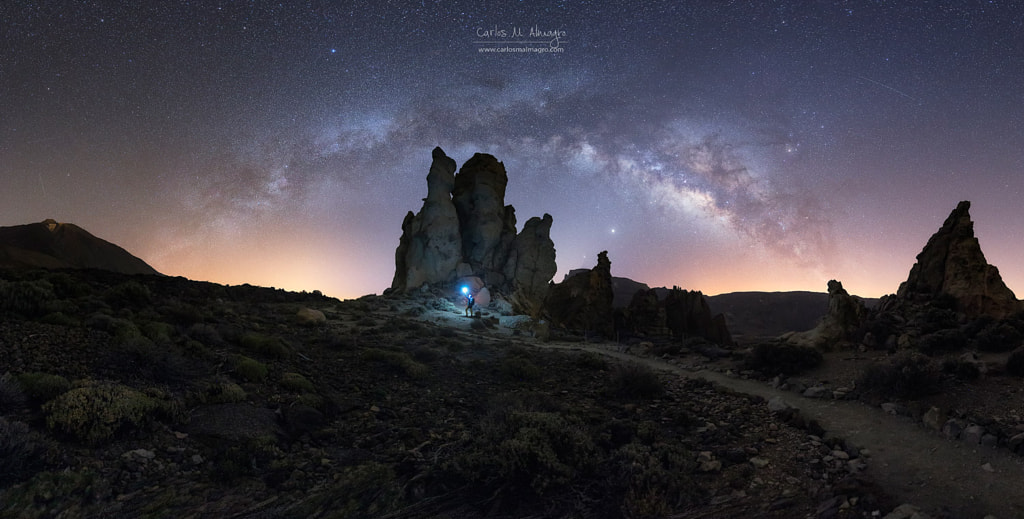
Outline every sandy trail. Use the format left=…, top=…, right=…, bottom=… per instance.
left=535, top=342, right=1024, bottom=519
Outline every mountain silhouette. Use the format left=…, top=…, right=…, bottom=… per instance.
left=0, top=219, right=160, bottom=275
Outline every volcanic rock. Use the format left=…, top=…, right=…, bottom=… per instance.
left=452, top=153, right=516, bottom=277
left=0, top=219, right=160, bottom=275
left=545, top=251, right=614, bottom=337
left=784, top=280, right=867, bottom=348
left=896, top=201, right=1019, bottom=318
left=663, top=288, right=734, bottom=345
left=503, top=214, right=557, bottom=316
left=391, top=147, right=463, bottom=291
left=391, top=148, right=557, bottom=314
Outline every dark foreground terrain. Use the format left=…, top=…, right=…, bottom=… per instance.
left=0, top=268, right=899, bottom=518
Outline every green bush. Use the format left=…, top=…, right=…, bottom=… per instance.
left=975, top=322, right=1023, bottom=353
left=43, top=383, right=160, bottom=444
left=240, top=332, right=291, bottom=359
left=744, top=342, right=823, bottom=376
left=0, top=279, right=56, bottom=318
left=500, top=356, right=541, bottom=381
left=280, top=372, right=314, bottom=393
left=917, top=329, right=967, bottom=355
left=233, top=356, right=269, bottom=382
left=450, top=408, right=597, bottom=497
left=609, top=362, right=664, bottom=399
left=0, top=468, right=101, bottom=518
left=104, top=280, right=152, bottom=308
left=614, top=442, right=700, bottom=518
left=0, top=416, right=51, bottom=485
left=192, top=381, right=247, bottom=404
left=15, top=372, right=71, bottom=404
left=360, top=348, right=428, bottom=378
left=1, top=372, right=27, bottom=413
left=857, top=352, right=942, bottom=400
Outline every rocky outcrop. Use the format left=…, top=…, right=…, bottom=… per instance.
left=784, top=280, right=866, bottom=348
left=896, top=201, right=1019, bottom=318
left=621, top=287, right=732, bottom=345
left=545, top=251, right=614, bottom=337
left=663, top=288, right=733, bottom=345
left=0, top=219, right=160, bottom=275
left=503, top=214, right=557, bottom=316
left=391, top=147, right=462, bottom=291
left=391, top=148, right=557, bottom=313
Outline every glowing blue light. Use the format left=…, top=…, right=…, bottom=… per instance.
left=461, top=286, right=469, bottom=294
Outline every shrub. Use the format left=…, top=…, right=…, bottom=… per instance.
left=240, top=332, right=291, bottom=359
left=233, top=356, right=269, bottom=382
left=360, top=349, right=428, bottom=378
left=500, top=356, right=541, bottom=382
left=449, top=408, right=597, bottom=497
left=857, top=352, right=942, bottom=400
left=917, top=329, right=968, bottom=356
left=1006, top=347, right=1024, bottom=377
left=15, top=372, right=71, bottom=404
left=609, top=363, right=664, bottom=399
left=43, top=383, right=160, bottom=444
left=0, top=372, right=27, bottom=414
left=280, top=372, right=314, bottom=393
left=614, top=441, right=700, bottom=518
left=576, top=352, right=608, bottom=371
left=104, top=280, right=152, bottom=308
left=744, top=342, right=823, bottom=376
left=0, top=279, right=56, bottom=318
left=0, top=416, right=51, bottom=485
left=941, top=357, right=981, bottom=381
left=975, top=322, right=1023, bottom=353
left=192, top=381, right=247, bottom=405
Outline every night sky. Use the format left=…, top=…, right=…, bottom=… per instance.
left=3, top=1, right=1023, bottom=299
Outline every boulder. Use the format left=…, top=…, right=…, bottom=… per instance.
left=785, top=280, right=867, bottom=347
left=664, top=288, right=734, bottom=345
left=896, top=200, right=1020, bottom=318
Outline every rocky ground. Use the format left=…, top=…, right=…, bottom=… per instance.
left=0, top=268, right=906, bottom=518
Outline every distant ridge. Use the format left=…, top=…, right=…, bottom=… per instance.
left=0, top=219, right=160, bottom=276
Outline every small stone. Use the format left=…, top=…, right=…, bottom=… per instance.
left=832, top=450, right=850, bottom=460
left=922, top=406, right=945, bottom=431
left=370, top=405, right=381, bottom=413
left=699, top=460, right=722, bottom=472
left=880, top=403, right=899, bottom=415
left=767, top=396, right=793, bottom=412
left=173, top=431, right=188, bottom=439
left=803, top=386, right=830, bottom=399
left=191, top=454, right=204, bottom=465
left=750, top=457, right=770, bottom=468
left=981, top=462, right=995, bottom=473
left=962, top=425, right=985, bottom=444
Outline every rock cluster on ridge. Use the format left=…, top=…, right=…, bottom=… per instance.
left=544, top=251, right=615, bottom=337
left=391, top=147, right=556, bottom=314
left=895, top=200, right=1019, bottom=318
left=623, top=287, right=733, bottom=345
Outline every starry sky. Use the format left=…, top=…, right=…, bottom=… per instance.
left=3, top=1, right=1023, bottom=300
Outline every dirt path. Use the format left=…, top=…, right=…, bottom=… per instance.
left=535, top=342, right=1024, bottom=519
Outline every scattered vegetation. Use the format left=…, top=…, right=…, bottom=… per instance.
left=279, top=372, right=314, bottom=393
left=608, top=362, right=664, bottom=399
left=15, top=372, right=71, bottom=405
left=233, top=355, right=269, bottom=382
left=43, top=382, right=164, bottom=444
left=744, top=342, right=823, bottom=376
left=856, top=352, right=942, bottom=401
left=360, top=348, right=429, bottom=378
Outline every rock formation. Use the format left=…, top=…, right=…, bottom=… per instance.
left=503, top=214, right=557, bottom=316
left=391, top=148, right=557, bottom=314
left=663, top=288, right=734, bottom=345
left=545, top=251, right=614, bottom=337
left=896, top=201, right=1020, bottom=318
left=0, top=219, right=160, bottom=275
left=783, top=280, right=866, bottom=348
left=391, top=148, right=462, bottom=291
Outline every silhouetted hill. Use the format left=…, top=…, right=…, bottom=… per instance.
left=0, top=219, right=160, bottom=275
